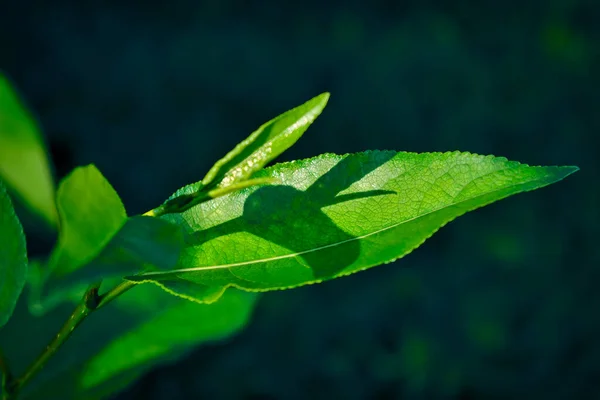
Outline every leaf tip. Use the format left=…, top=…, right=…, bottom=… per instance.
left=309, top=92, right=330, bottom=112
left=550, top=165, right=579, bottom=182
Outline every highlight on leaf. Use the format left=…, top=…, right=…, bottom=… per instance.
left=145, top=93, right=329, bottom=217
left=201, top=92, right=330, bottom=189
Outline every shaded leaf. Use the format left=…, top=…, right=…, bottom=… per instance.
left=0, top=180, right=27, bottom=328
left=0, top=73, right=57, bottom=226
left=128, top=151, right=577, bottom=302
left=0, top=284, right=257, bottom=399
left=30, top=216, right=184, bottom=315
left=49, top=164, right=127, bottom=277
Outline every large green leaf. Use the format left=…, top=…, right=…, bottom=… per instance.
left=128, top=151, right=577, bottom=301
left=0, top=180, right=27, bottom=328
left=49, top=164, right=127, bottom=277
left=0, top=73, right=57, bottom=226
left=0, top=284, right=257, bottom=399
left=151, top=93, right=330, bottom=216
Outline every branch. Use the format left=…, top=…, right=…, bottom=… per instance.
left=5, top=280, right=135, bottom=398
left=0, top=347, right=12, bottom=400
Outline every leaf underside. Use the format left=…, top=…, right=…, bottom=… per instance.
left=128, top=150, right=577, bottom=303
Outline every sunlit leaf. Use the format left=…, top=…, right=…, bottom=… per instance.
left=129, top=151, right=577, bottom=302
left=202, top=92, right=330, bottom=188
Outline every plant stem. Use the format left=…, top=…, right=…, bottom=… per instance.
left=5, top=280, right=135, bottom=398
left=9, top=300, right=91, bottom=396
left=0, top=348, right=12, bottom=400
left=97, top=281, right=136, bottom=309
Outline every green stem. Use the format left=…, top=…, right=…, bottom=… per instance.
left=97, top=281, right=136, bottom=309
left=10, top=301, right=90, bottom=395
left=0, top=348, right=12, bottom=400
left=5, top=280, right=135, bottom=398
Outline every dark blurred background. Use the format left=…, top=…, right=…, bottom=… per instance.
left=1, top=0, right=598, bottom=398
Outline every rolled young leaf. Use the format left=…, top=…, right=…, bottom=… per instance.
left=26, top=164, right=127, bottom=314
left=0, top=73, right=58, bottom=226
left=30, top=216, right=185, bottom=315
left=202, top=92, right=330, bottom=188
left=0, top=180, right=27, bottom=328
left=128, top=151, right=577, bottom=303
left=149, top=93, right=330, bottom=216
left=0, top=282, right=257, bottom=399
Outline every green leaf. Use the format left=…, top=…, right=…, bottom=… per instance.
left=149, top=93, right=330, bottom=217
left=0, top=73, right=58, bottom=226
left=77, top=288, right=255, bottom=391
left=74, top=216, right=184, bottom=281
left=202, top=92, right=330, bottom=188
left=49, top=164, right=127, bottom=277
left=0, top=284, right=257, bottom=399
left=30, top=216, right=184, bottom=315
left=128, top=151, right=577, bottom=302
left=0, top=180, right=28, bottom=328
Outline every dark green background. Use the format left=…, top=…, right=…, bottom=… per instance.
left=1, top=0, right=597, bottom=398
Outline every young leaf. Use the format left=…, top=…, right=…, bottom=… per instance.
left=150, top=177, right=276, bottom=217
left=0, top=73, right=58, bottom=226
left=53, top=216, right=183, bottom=286
left=0, top=180, right=27, bottom=328
left=147, top=93, right=329, bottom=217
left=128, top=151, right=577, bottom=302
left=202, top=92, right=330, bottom=189
left=48, top=164, right=127, bottom=277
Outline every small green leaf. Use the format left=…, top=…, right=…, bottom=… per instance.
left=129, top=151, right=577, bottom=302
left=56, top=216, right=184, bottom=285
left=148, top=93, right=329, bottom=217
left=202, top=92, right=330, bottom=189
left=0, top=180, right=28, bottom=328
left=0, top=73, right=58, bottom=226
left=49, top=164, right=127, bottom=277
left=77, top=288, right=256, bottom=390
